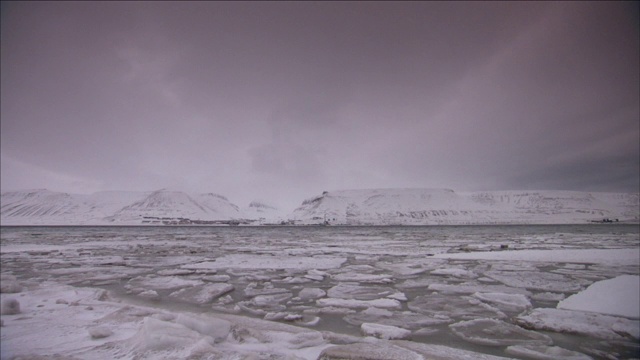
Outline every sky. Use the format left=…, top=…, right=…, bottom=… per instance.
left=1, top=1, right=639, bottom=211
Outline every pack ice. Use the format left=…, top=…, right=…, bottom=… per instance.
left=1, top=225, right=639, bottom=359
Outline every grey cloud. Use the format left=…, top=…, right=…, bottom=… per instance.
left=1, top=2, right=637, bottom=210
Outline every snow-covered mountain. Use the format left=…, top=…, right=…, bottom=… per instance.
left=290, top=188, right=640, bottom=225
left=242, top=201, right=288, bottom=223
left=0, top=189, right=245, bottom=225
left=106, top=189, right=242, bottom=223
left=0, top=189, right=91, bottom=224
left=2, top=188, right=638, bottom=225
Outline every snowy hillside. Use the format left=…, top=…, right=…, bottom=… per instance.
left=242, top=201, right=288, bottom=223
left=106, top=189, right=242, bottom=223
left=0, top=189, right=245, bottom=225
left=290, top=189, right=640, bottom=225
left=2, top=188, right=638, bottom=225
left=0, top=189, right=92, bottom=225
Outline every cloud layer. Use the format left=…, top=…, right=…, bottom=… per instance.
left=1, top=2, right=638, bottom=210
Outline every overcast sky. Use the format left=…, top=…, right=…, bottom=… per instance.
left=1, top=1, right=638, bottom=211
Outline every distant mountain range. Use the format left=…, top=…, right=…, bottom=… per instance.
left=0, top=189, right=282, bottom=225
left=292, top=189, right=639, bottom=225
left=1, top=188, right=638, bottom=226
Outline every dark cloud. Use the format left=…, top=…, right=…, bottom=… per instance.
left=1, top=2, right=638, bottom=210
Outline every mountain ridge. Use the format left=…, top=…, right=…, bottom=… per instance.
left=0, top=189, right=246, bottom=225
left=291, top=188, right=639, bottom=225
left=1, top=188, right=638, bottom=225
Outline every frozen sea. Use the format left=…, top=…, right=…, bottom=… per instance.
left=1, top=225, right=639, bottom=359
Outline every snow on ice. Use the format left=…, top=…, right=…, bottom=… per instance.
left=450, top=318, right=553, bottom=346
left=182, top=253, right=347, bottom=270
left=557, top=275, right=640, bottom=319
left=361, top=322, right=412, bottom=340
left=1, top=225, right=639, bottom=359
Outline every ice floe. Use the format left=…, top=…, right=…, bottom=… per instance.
left=202, top=274, right=231, bottom=282
left=361, top=322, right=411, bottom=339
left=331, top=272, right=394, bottom=283
left=182, top=254, right=347, bottom=270
left=318, top=342, right=423, bottom=360
left=435, top=248, right=640, bottom=266
left=319, top=341, right=515, bottom=359
left=375, top=259, right=434, bottom=276
left=428, top=282, right=532, bottom=295
left=156, top=268, right=194, bottom=276
left=251, top=292, right=293, bottom=307
left=327, top=283, right=396, bottom=300
left=168, top=283, right=235, bottom=304
left=2, top=225, right=638, bottom=359
left=174, top=313, right=231, bottom=343
left=317, top=297, right=402, bottom=310
left=505, top=344, right=593, bottom=360
left=515, top=308, right=640, bottom=340
left=531, top=292, right=566, bottom=302
left=472, top=292, right=532, bottom=313
left=557, top=275, right=639, bottom=319
left=431, top=267, right=478, bottom=278
left=127, top=275, right=203, bottom=291
left=484, top=270, right=582, bottom=292
left=408, top=294, right=507, bottom=320
left=450, top=318, right=553, bottom=346
left=344, top=308, right=451, bottom=329
left=127, top=316, right=208, bottom=353
left=298, top=287, right=327, bottom=300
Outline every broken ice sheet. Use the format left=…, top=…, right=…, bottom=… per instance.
left=344, top=308, right=451, bottom=329
left=332, top=272, right=394, bottom=283
left=2, top=225, right=638, bottom=360
left=531, top=292, right=566, bottom=302
left=375, top=258, right=438, bottom=276
left=427, top=282, right=532, bottom=295
left=127, top=275, right=203, bottom=291
left=181, top=254, right=347, bottom=270
left=297, top=287, right=326, bottom=300
left=408, top=293, right=506, bottom=320
left=505, top=344, right=593, bottom=360
left=449, top=318, right=553, bottom=346
left=515, top=308, right=640, bottom=340
left=484, top=270, right=582, bottom=292
left=243, top=282, right=290, bottom=297
left=396, top=278, right=435, bottom=289
left=169, top=283, right=235, bottom=304
left=361, top=322, right=412, bottom=340
left=431, top=267, right=478, bottom=279
left=156, top=268, right=194, bottom=276
left=320, top=341, right=514, bottom=360
left=327, top=283, right=396, bottom=300
left=472, top=292, right=532, bottom=313
left=316, top=297, right=402, bottom=310
left=557, top=275, right=640, bottom=319
left=250, top=292, right=293, bottom=307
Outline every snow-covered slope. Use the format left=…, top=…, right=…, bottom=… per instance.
left=242, top=201, right=288, bottom=223
left=195, top=193, right=241, bottom=218
left=3, top=188, right=638, bottom=225
left=81, top=190, right=152, bottom=219
left=0, top=189, right=91, bottom=225
left=1, top=189, right=245, bottom=225
left=106, top=189, right=242, bottom=223
left=290, top=189, right=640, bottom=225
